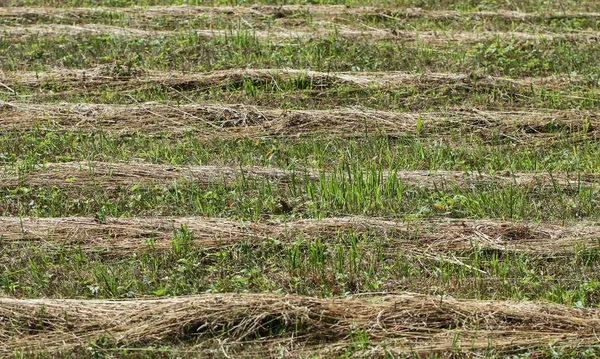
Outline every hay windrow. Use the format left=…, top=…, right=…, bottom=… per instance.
left=1, top=67, right=594, bottom=94
left=3, top=5, right=600, bottom=43
left=0, top=161, right=316, bottom=189
left=1, top=103, right=597, bottom=140
left=0, top=292, right=599, bottom=355
left=2, top=5, right=600, bottom=21
left=0, top=216, right=598, bottom=254
left=3, top=22, right=597, bottom=44
left=1, top=161, right=598, bottom=190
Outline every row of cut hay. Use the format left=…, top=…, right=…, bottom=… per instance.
left=0, top=161, right=314, bottom=188
left=1, top=216, right=598, bottom=254
left=3, top=22, right=598, bottom=44
left=1, top=292, right=599, bottom=355
left=3, top=67, right=594, bottom=93
left=2, top=5, right=600, bottom=21
left=1, top=161, right=599, bottom=190
left=1, top=103, right=596, bottom=140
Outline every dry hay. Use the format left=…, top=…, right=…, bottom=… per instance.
left=3, top=21, right=599, bottom=45
left=1, top=68, right=594, bottom=102
left=0, top=161, right=314, bottom=189
left=1, top=161, right=599, bottom=191
left=0, top=22, right=368, bottom=41
left=2, top=5, right=600, bottom=21
left=2, top=6, right=600, bottom=45
left=2, top=67, right=373, bottom=92
left=1, top=103, right=596, bottom=141
left=0, top=292, right=598, bottom=356
left=0, top=23, right=163, bottom=38
left=390, top=170, right=600, bottom=190
left=1, top=216, right=598, bottom=255
left=0, top=23, right=295, bottom=40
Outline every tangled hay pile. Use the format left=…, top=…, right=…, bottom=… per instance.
left=1, top=293, right=598, bottom=356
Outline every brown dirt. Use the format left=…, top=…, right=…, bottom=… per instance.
left=0, top=292, right=598, bottom=356
left=1, top=103, right=596, bottom=140
left=0, top=216, right=597, bottom=255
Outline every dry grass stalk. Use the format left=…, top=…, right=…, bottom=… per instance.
left=1, top=292, right=599, bottom=355
left=1, top=103, right=596, bottom=140
left=1, top=216, right=598, bottom=254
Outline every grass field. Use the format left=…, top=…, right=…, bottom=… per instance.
left=1, top=1, right=600, bottom=358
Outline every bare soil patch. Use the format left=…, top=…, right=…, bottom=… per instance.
left=1, top=292, right=599, bottom=355
left=1, top=216, right=597, bottom=254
